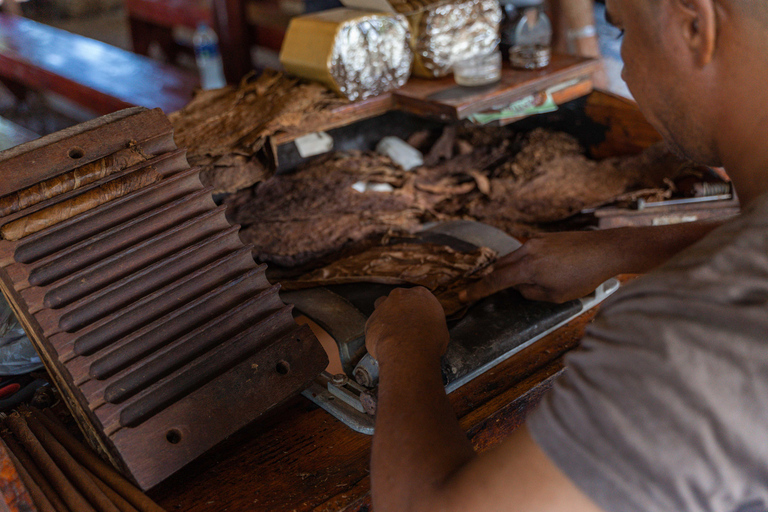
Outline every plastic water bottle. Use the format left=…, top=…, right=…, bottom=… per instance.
left=193, top=23, right=227, bottom=90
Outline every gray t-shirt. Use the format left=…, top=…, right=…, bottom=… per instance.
left=528, top=193, right=768, bottom=512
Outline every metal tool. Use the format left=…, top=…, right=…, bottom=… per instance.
left=636, top=194, right=732, bottom=210
left=0, top=374, right=49, bottom=412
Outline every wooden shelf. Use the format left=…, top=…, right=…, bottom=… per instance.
left=270, top=54, right=600, bottom=149
left=394, top=54, right=599, bottom=120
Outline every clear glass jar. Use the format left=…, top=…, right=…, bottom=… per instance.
left=503, top=0, right=552, bottom=70
left=453, top=49, right=502, bottom=86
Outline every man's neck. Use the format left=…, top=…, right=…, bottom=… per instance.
left=719, top=118, right=768, bottom=209
left=713, top=24, right=768, bottom=208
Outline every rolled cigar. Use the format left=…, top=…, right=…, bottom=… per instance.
left=0, top=145, right=151, bottom=218
left=84, top=465, right=140, bottom=512
left=24, top=411, right=120, bottom=512
left=1, top=166, right=161, bottom=241
left=1, top=430, right=71, bottom=512
left=0, top=435, right=57, bottom=512
left=38, top=409, right=165, bottom=512
left=5, top=413, right=96, bottom=512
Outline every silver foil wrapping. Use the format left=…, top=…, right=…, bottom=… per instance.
left=330, top=15, right=413, bottom=101
left=414, top=0, right=502, bottom=77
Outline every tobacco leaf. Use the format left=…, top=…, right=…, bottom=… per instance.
left=230, top=152, right=426, bottom=267
left=230, top=127, right=694, bottom=268
left=0, top=145, right=151, bottom=218
left=169, top=71, right=347, bottom=194
left=1, top=167, right=161, bottom=241
left=281, top=242, right=497, bottom=316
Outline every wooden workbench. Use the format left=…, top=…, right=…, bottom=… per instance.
left=150, top=91, right=665, bottom=512
left=3, top=88, right=732, bottom=511
left=151, top=288, right=622, bottom=512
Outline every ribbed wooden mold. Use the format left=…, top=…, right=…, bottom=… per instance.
left=0, top=107, right=328, bottom=491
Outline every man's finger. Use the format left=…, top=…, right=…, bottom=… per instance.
left=494, top=245, right=527, bottom=267
left=460, top=258, right=532, bottom=303
left=459, top=275, right=506, bottom=304
left=459, top=278, right=499, bottom=303
left=459, top=248, right=528, bottom=303
left=374, top=296, right=388, bottom=309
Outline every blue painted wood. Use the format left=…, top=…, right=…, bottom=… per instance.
left=0, top=14, right=198, bottom=115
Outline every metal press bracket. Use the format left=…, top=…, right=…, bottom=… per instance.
left=299, top=279, right=620, bottom=435
left=444, top=277, right=619, bottom=393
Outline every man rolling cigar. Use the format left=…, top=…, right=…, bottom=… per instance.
left=365, top=1, right=768, bottom=511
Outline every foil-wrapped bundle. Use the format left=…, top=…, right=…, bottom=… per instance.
left=410, top=0, right=502, bottom=78
left=280, top=8, right=413, bottom=101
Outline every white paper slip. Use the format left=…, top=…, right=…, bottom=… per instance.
left=294, top=131, right=334, bottom=158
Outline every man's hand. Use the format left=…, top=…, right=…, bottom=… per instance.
left=460, top=222, right=725, bottom=304
left=461, top=231, right=623, bottom=304
left=367, top=288, right=605, bottom=512
left=365, top=287, right=450, bottom=364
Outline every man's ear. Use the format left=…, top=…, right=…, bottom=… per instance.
left=673, top=0, right=717, bottom=66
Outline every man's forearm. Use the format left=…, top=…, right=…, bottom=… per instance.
left=611, top=221, right=724, bottom=275
left=371, top=343, right=474, bottom=512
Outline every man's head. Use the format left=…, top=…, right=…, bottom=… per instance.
left=605, top=0, right=768, bottom=167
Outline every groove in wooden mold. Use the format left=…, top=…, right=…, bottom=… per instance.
left=0, top=128, right=188, bottom=222
left=53, top=252, right=263, bottom=368
left=0, top=143, right=154, bottom=218
left=12, top=167, right=203, bottom=264
left=77, top=280, right=278, bottom=403
left=0, top=108, right=171, bottom=197
left=41, top=206, right=230, bottom=310
left=27, top=189, right=215, bottom=287
left=116, top=305, right=295, bottom=429
left=67, top=259, right=267, bottom=388
left=102, top=284, right=282, bottom=403
left=87, top=264, right=270, bottom=381
left=57, top=227, right=243, bottom=333
left=71, top=250, right=263, bottom=357
left=1, top=166, right=162, bottom=241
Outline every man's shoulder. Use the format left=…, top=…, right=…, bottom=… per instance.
left=531, top=196, right=768, bottom=512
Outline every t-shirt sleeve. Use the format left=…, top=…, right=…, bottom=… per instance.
left=527, top=279, right=768, bottom=512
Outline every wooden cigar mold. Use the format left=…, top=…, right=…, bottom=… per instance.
left=0, top=107, right=328, bottom=490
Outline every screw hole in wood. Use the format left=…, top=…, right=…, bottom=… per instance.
left=276, top=361, right=290, bottom=375
left=166, top=429, right=182, bottom=444
left=68, top=147, right=85, bottom=159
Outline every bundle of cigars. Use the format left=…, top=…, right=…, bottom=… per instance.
left=1, top=406, right=165, bottom=512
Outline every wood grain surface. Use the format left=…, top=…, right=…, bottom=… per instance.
left=394, top=55, right=600, bottom=120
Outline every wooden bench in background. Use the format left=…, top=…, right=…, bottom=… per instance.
left=125, top=0, right=252, bottom=83
left=0, top=13, right=199, bottom=115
